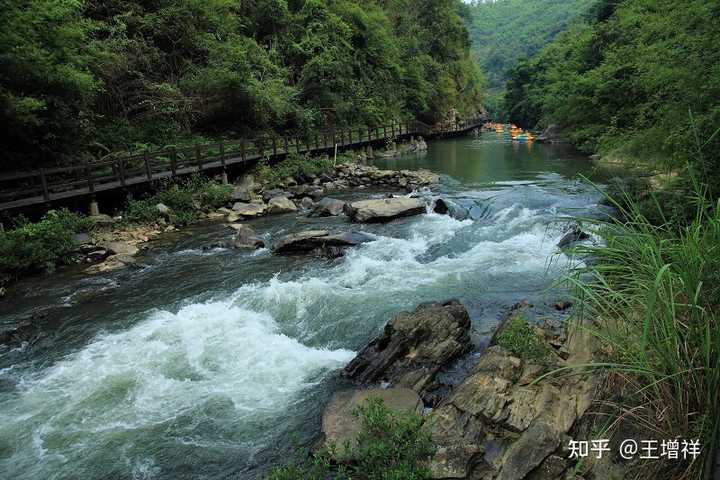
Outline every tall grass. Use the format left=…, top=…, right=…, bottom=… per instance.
left=567, top=178, right=720, bottom=479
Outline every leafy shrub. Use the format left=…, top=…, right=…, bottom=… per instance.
left=266, top=397, right=435, bottom=480
left=495, top=313, right=550, bottom=362
left=253, top=153, right=335, bottom=188
left=0, top=209, right=92, bottom=276
left=122, top=175, right=232, bottom=225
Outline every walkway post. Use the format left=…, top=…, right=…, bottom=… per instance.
left=89, top=195, right=100, bottom=216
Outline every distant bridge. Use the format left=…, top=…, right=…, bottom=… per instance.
left=0, top=118, right=484, bottom=212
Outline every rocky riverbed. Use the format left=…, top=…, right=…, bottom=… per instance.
left=69, top=161, right=441, bottom=275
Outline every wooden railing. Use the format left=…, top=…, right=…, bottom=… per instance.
left=0, top=117, right=484, bottom=211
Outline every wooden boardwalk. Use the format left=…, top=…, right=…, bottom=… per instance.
left=0, top=118, right=483, bottom=211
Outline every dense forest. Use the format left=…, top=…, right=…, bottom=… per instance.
left=504, top=0, right=720, bottom=175
left=464, top=0, right=594, bottom=116
left=0, top=0, right=483, bottom=172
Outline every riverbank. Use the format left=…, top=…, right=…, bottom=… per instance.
left=0, top=140, right=435, bottom=295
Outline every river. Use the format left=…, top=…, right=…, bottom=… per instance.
left=0, top=133, right=617, bottom=479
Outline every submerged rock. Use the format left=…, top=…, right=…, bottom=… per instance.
left=433, top=199, right=469, bottom=221
left=273, top=230, right=374, bottom=255
left=557, top=224, right=590, bottom=248
left=345, top=197, right=426, bottom=223
left=344, top=299, right=472, bottom=399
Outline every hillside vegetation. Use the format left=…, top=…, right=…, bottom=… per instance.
left=464, top=0, right=594, bottom=116
left=504, top=0, right=720, bottom=174
left=0, top=0, right=483, bottom=171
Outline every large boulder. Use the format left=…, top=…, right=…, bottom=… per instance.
left=345, top=197, right=426, bottom=223
left=321, top=388, right=423, bottom=456
left=232, top=225, right=265, bottom=250
left=232, top=185, right=253, bottom=202
left=312, top=197, right=346, bottom=217
left=232, top=202, right=266, bottom=218
left=262, top=188, right=288, bottom=202
left=423, top=316, right=603, bottom=480
left=273, top=230, right=374, bottom=255
left=267, top=196, right=297, bottom=214
left=344, top=300, right=471, bottom=399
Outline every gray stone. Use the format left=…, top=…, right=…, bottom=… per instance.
left=102, top=241, right=139, bottom=256
left=273, top=230, right=374, bottom=255
left=232, top=185, right=253, bottom=202
left=433, top=198, right=469, bottom=221
left=300, top=197, right=315, bottom=210
left=267, top=196, right=297, bottom=214
left=232, top=202, right=266, bottom=218
left=262, top=188, right=287, bottom=202
left=344, top=300, right=472, bottom=398
left=72, top=232, right=92, bottom=246
left=557, top=224, right=590, bottom=248
left=232, top=225, right=265, bottom=250
left=345, top=197, right=426, bottom=223
left=312, top=197, right=346, bottom=217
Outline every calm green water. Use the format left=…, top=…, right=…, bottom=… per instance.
left=0, top=134, right=616, bottom=479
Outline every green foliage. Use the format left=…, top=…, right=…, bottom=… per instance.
left=253, top=153, right=335, bottom=188
left=123, top=176, right=232, bottom=225
left=465, top=0, right=594, bottom=118
left=0, top=209, right=92, bottom=276
left=503, top=0, right=720, bottom=176
left=568, top=179, right=720, bottom=479
left=0, top=0, right=482, bottom=170
left=495, top=313, right=550, bottom=362
left=267, top=397, right=435, bottom=480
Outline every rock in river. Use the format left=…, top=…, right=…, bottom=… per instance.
left=344, top=300, right=471, bottom=398
left=557, top=224, right=590, bottom=248
left=273, top=230, right=375, bottom=255
left=433, top=198, right=469, bottom=221
left=232, top=225, right=265, bottom=250
left=267, top=196, right=297, bottom=214
left=311, top=197, right=346, bottom=217
left=345, top=197, right=426, bottom=223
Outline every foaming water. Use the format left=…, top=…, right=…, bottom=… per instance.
left=0, top=302, right=353, bottom=478
left=0, top=134, right=618, bottom=479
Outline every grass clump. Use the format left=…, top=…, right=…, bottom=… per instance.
left=253, top=153, right=335, bottom=188
left=267, top=397, right=435, bottom=480
left=495, top=313, right=550, bottom=362
left=567, top=177, right=720, bottom=479
left=0, top=209, right=92, bottom=279
left=123, top=175, right=232, bottom=225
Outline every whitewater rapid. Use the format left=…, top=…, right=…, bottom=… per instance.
left=0, top=136, right=610, bottom=479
